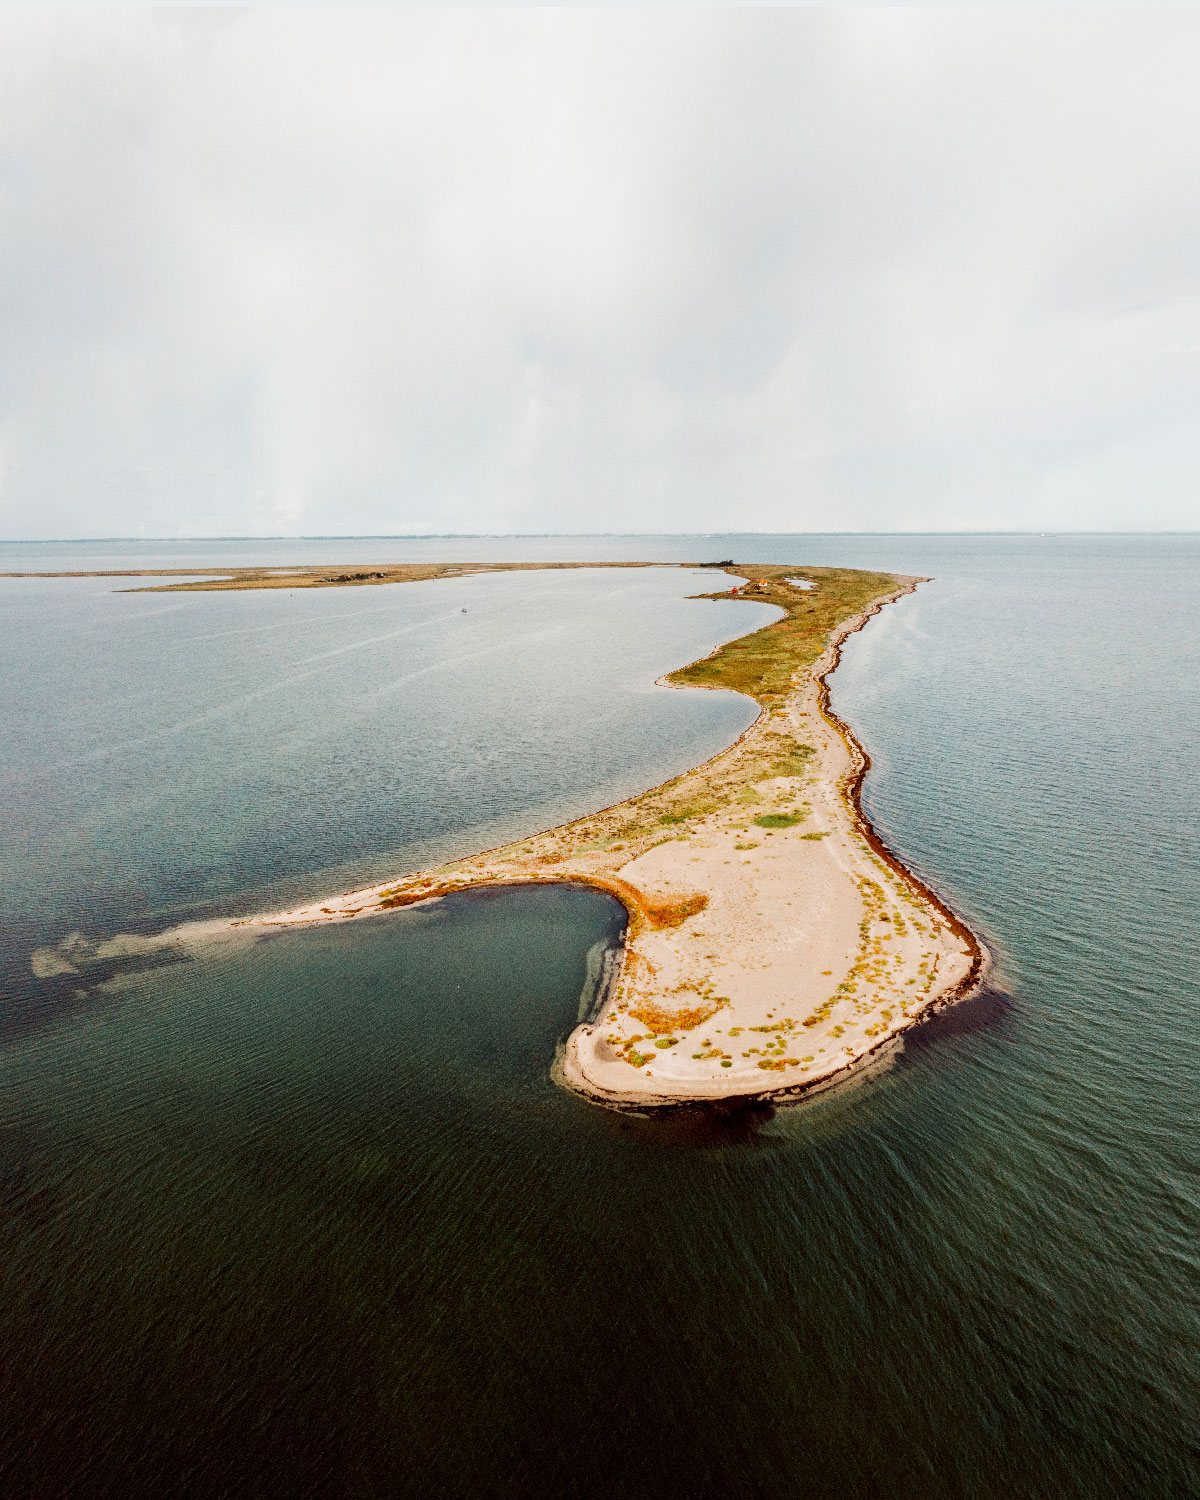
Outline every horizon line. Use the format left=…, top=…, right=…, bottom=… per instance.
left=4, top=530, right=1200, bottom=544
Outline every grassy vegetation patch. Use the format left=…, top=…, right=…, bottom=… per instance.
left=379, top=885, right=452, bottom=909
left=757, top=740, right=815, bottom=778
left=754, top=813, right=806, bottom=829
left=658, top=800, right=718, bottom=825
left=630, top=995, right=721, bottom=1035
left=672, top=565, right=901, bottom=703
left=642, top=892, right=709, bottom=929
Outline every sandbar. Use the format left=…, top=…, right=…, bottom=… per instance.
left=182, top=562, right=986, bottom=1109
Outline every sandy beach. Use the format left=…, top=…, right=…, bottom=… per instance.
left=116, top=564, right=980, bottom=1110
left=25, top=562, right=984, bottom=1109
left=560, top=582, right=983, bottom=1105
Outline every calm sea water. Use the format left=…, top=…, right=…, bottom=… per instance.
left=1, top=536, right=1198, bottom=1498
left=0, top=567, right=769, bottom=1013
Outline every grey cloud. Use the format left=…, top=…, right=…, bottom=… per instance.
left=0, top=8, right=1198, bottom=538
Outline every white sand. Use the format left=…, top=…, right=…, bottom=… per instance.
left=161, top=580, right=982, bottom=1111
left=560, top=606, right=979, bottom=1105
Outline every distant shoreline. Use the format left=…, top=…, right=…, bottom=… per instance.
left=0, top=561, right=658, bottom=589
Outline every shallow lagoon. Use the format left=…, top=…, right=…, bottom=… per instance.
left=1, top=537, right=1198, bottom=1497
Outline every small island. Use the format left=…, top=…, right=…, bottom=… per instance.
left=191, top=561, right=984, bottom=1110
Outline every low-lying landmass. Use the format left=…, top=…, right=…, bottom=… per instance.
left=22, top=560, right=984, bottom=1109
left=0, top=561, right=654, bottom=590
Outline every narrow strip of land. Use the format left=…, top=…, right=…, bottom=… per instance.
left=0, top=561, right=654, bottom=589
left=223, top=563, right=983, bottom=1107
left=20, top=560, right=984, bottom=1108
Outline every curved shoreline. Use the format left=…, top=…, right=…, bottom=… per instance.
left=28, top=562, right=988, bottom=1111
left=816, top=591, right=987, bottom=1006
left=698, top=586, right=988, bottom=1111
left=559, top=580, right=986, bottom=1111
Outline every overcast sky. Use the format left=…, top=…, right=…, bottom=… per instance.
left=2, top=8, right=1199, bottom=539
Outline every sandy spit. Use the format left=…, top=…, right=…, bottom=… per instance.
left=25, top=570, right=986, bottom=1112
left=130, top=575, right=982, bottom=1113
left=558, top=581, right=985, bottom=1109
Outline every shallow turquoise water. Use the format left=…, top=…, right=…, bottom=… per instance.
left=1, top=537, right=1198, bottom=1497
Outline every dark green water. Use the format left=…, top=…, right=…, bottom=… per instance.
left=2, top=537, right=1198, bottom=1498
